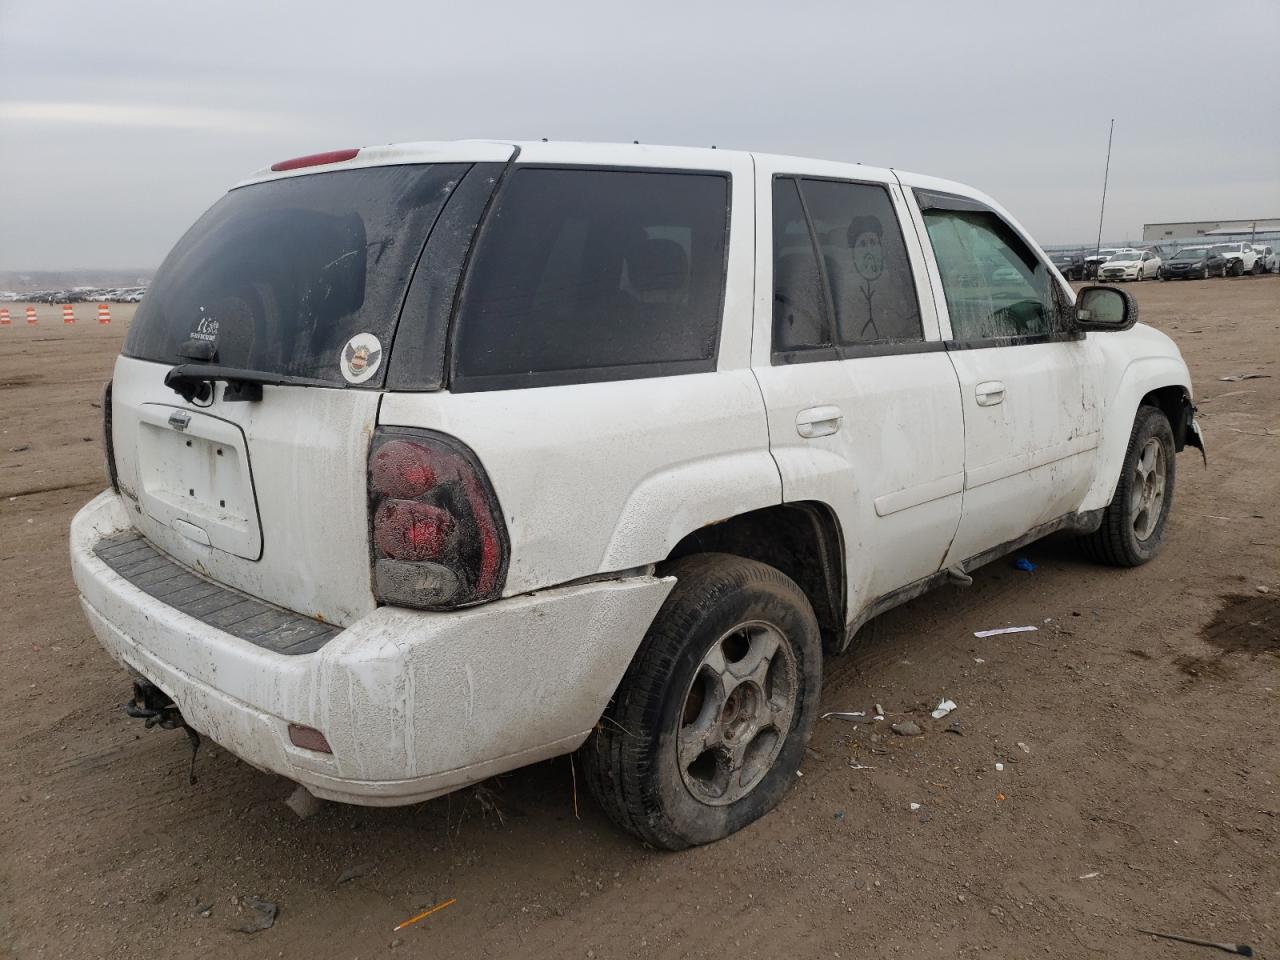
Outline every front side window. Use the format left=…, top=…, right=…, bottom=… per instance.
left=452, top=168, right=729, bottom=390
left=921, top=207, right=1060, bottom=341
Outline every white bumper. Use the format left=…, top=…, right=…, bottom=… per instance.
left=71, top=491, right=673, bottom=805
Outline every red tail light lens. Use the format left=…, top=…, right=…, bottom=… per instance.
left=368, top=429, right=508, bottom=609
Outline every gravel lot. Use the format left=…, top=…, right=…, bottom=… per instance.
left=1, top=278, right=1277, bottom=959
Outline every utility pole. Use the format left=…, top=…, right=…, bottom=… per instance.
left=1095, top=119, right=1115, bottom=261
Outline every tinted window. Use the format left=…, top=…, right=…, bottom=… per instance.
left=921, top=209, right=1060, bottom=340
left=452, top=168, right=729, bottom=389
left=798, top=180, right=923, bottom=345
left=125, top=164, right=469, bottom=386
left=772, top=178, right=832, bottom=356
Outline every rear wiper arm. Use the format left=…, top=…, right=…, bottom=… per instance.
left=164, top=363, right=334, bottom=403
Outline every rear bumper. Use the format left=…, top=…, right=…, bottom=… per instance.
left=71, top=491, right=673, bottom=805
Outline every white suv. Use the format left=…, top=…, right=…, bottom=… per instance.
left=70, top=140, right=1205, bottom=849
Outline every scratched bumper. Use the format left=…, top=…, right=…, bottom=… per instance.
left=71, top=491, right=673, bottom=805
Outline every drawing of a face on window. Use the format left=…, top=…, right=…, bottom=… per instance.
left=849, top=215, right=884, bottom=282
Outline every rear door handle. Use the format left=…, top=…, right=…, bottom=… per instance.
left=796, top=405, right=843, bottom=438
left=975, top=381, right=1006, bottom=407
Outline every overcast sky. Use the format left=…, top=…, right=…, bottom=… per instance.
left=1, top=0, right=1277, bottom=271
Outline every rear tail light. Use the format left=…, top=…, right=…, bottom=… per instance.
left=368, top=428, right=509, bottom=609
left=102, top=380, right=119, bottom=493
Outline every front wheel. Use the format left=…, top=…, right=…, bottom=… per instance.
left=1079, top=405, right=1176, bottom=567
left=583, top=554, right=822, bottom=849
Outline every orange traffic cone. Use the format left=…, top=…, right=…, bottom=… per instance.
left=25, top=306, right=37, bottom=325
left=0, top=307, right=10, bottom=326
left=62, top=304, right=75, bottom=324
left=97, top=303, right=111, bottom=325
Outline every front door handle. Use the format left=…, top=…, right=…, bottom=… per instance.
left=975, top=381, right=1006, bottom=407
left=796, top=405, right=843, bottom=438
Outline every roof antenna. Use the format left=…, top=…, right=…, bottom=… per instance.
left=711, top=145, right=717, bottom=149
left=1095, top=118, right=1116, bottom=263
left=541, top=137, right=548, bottom=142
left=633, top=140, right=639, bottom=144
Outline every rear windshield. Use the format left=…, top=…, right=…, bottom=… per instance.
left=451, top=168, right=730, bottom=391
left=125, top=164, right=469, bottom=387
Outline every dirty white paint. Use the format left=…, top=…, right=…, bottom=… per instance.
left=71, top=140, right=1199, bottom=808
left=72, top=492, right=673, bottom=805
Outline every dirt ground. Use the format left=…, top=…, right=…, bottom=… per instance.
left=1, top=280, right=1278, bottom=960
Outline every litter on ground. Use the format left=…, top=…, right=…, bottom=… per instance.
left=974, top=626, right=1039, bottom=638
left=931, top=699, right=957, bottom=719
left=394, top=897, right=457, bottom=932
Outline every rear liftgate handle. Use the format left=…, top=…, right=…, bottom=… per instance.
left=796, top=405, right=843, bottom=439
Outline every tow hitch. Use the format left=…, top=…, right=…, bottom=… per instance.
left=124, top=679, right=202, bottom=784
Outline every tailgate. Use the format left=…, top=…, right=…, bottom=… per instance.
left=111, top=355, right=379, bottom=626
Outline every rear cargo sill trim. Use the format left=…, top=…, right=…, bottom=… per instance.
left=92, top=531, right=340, bottom=655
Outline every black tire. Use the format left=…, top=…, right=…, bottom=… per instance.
left=1251, top=260, right=1263, bottom=275
left=1078, top=405, right=1176, bottom=567
left=582, top=553, right=822, bottom=850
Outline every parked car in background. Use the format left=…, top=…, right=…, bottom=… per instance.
left=1160, top=246, right=1229, bottom=280
left=1084, top=248, right=1125, bottom=279
left=1266, top=247, right=1279, bottom=274
left=1255, top=245, right=1275, bottom=272
left=69, top=139, right=1205, bottom=849
left=1098, top=250, right=1161, bottom=281
left=1214, top=242, right=1262, bottom=275
left=1050, top=250, right=1086, bottom=280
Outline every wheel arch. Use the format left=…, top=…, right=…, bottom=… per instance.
left=662, top=501, right=846, bottom=654
left=1081, top=353, right=1197, bottom=512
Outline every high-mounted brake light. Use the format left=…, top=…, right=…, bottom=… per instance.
left=368, top=429, right=509, bottom=609
left=269, top=148, right=360, bottom=172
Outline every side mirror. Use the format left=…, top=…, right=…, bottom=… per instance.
left=1075, top=284, right=1138, bottom=332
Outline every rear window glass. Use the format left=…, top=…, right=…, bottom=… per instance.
left=452, top=168, right=730, bottom=391
left=124, top=164, right=470, bottom=387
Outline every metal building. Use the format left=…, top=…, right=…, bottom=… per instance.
left=1143, top=218, right=1280, bottom=242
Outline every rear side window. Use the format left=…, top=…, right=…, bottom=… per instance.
left=125, top=164, right=470, bottom=387
left=452, top=168, right=730, bottom=391
left=772, top=176, right=923, bottom=362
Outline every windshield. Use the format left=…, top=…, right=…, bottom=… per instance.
left=1052, top=253, right=1076, bottom=262
left=1173, top=248, right=1207, bottom=261
left=1108, top=252, right=1138, bottom=262
left=124, top=163, right=470, bottom=387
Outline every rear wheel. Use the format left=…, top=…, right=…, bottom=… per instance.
left=1079, top=405, right=1176, bottom=567
left=582, top=554, right=821, bottom=849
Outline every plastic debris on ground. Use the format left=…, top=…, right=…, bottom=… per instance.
left=995, top=762, right=1004, bottom=771
left=1012, top=557, right=1036, bottom=572
left=931, top=699, right=957, bottom=720
left=1217, top=373, right=1270, bottom=381
left=909, top=802, right=921, bottom=812
left=974, top=625, right=1038, bottom=638
left=821, top=710, right=867, bottom=722
left=393, top=898, right=457, bottom=932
